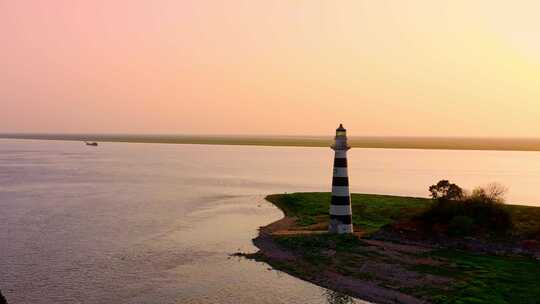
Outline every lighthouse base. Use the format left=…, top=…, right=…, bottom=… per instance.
left=329, top=220, right=353, bottom=234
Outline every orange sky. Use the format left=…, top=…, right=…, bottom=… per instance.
left=1, top=1, right=539, bottom=136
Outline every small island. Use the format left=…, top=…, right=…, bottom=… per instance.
left=244, top=188, right=540, bottom=304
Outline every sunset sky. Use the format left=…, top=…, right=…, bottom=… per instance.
left=1, top=1, right=539, bottom=136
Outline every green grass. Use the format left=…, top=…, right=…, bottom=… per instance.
left=271, top=233, right=381, bottom=279
left=350, top=193, right=432, bottom=233
left=418, top=250, right=540, bottom=304
left=266, top=192, right=540, bottom=236
left=266, top=192, right=432, bottom=234
left=506, top=204, right=540, bottom=237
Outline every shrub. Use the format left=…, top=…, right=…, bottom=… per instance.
left=470, top=182, right=508, bottom=204
left=429, top=180, right=464, bottom=201
left=448, top=215, right=475, bottom=236
left=421, top=182, right=512, bottom=235
left=462, top=196, right=511, bottom=232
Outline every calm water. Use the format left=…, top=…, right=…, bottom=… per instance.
left=1, top=140, right=540, bottom=304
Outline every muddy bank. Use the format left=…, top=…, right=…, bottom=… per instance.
left=245, top=215, right=427, bottom=304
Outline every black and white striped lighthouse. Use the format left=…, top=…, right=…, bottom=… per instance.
left=329, top=124, right=353, bottom=234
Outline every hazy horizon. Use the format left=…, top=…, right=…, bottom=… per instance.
left=2, top=1, right=540, bottom=136
left=4, top=132, right=540, bottom=140
left=5, top=133, right=540, bottom=152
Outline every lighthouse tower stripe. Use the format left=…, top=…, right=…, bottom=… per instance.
left=332, top=177, right=349, bottom=186
left=332, top=186, right=350, bottom=196
left=333, top=167, right=348, bottom=177
left=330, top=214, right=352, bottom=224
left=331, top=196, right=350, bottom=205
left=334, top=150, right=347, bottom=158
left=330, top=205, right=352, bottom=215
left=333, top=158, right=348, bottom=167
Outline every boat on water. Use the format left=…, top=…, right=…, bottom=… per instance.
left=85, top=141, right=98, bottom=146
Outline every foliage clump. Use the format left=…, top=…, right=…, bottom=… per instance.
left=422, top=181, right=512, bottom=235
left=429, top=180, right=464, bottom=201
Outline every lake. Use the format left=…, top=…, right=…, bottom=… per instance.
left=1, top=139, right=540, bottom=303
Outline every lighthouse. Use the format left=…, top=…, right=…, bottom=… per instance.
left=329, top=124, right=353, bottom=234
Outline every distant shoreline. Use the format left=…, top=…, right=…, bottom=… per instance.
left=2, top=134, right=540, bottom=152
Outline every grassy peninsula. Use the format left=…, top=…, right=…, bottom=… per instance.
left=248, top=193, right=540, bottom=304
